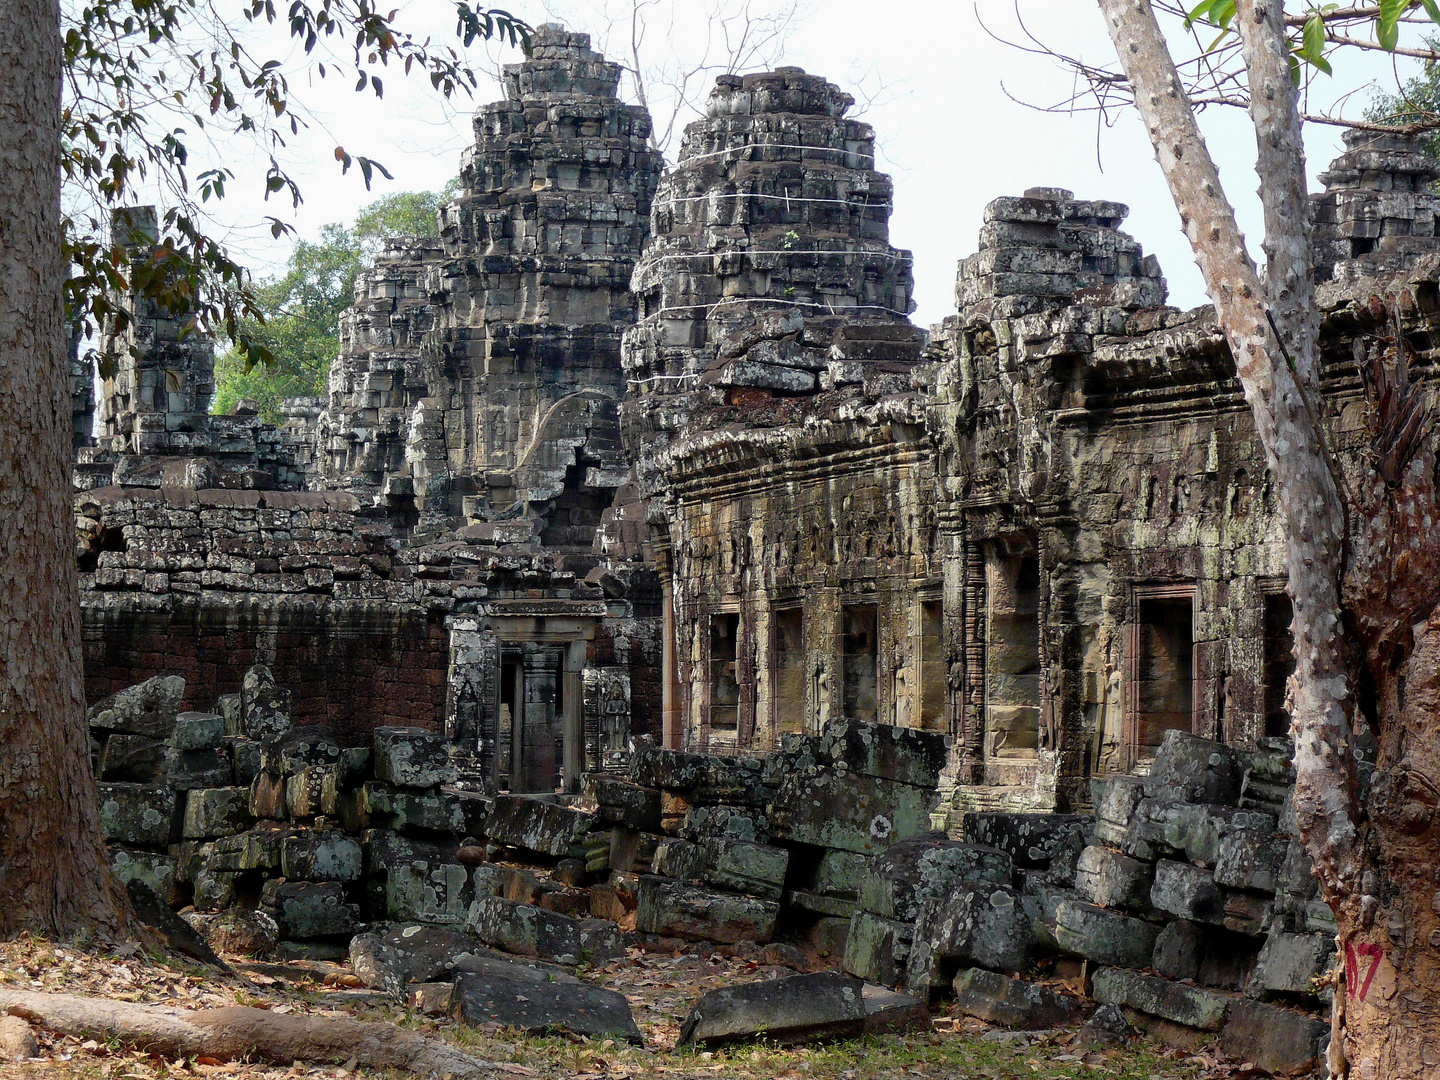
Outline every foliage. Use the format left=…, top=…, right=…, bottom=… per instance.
left=62, top=0, right=529, bottom=379
left=212, top=187, right=454, bottom=421
left=1366, top=37, right=1440, bottom=153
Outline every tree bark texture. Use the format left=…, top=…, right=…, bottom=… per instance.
left=1096, top=1, right=1440, bottom=1074
left=0, top=0, right=134, bottom=937
left=0, top=988, right=499, bottom=1075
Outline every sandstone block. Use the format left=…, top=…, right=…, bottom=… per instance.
left=634, top=876, right=778, bottom=944
left=1074, top=845, right=1154, bottom=911
left=699, top=837, right=789, bottom=899
left=951, top=968, right=1083, bottom=1029
left=281, top=831, right=362, bottom=881
left=98, top=733, right=167, bottom=782
left=679, top=803, right=770, bottom=843
left=109, top=847, right=176, bottom=903
left=164, top=748, right=231, bottom=791
left=467, top=895, right=581, bottom=964
left=387, top=860, right=473, bottom=924
left=373, top=726, right=454, bottom=788
left=484, top=794, right=594, bottom=856
left=678, top=971, right=867, bottom=1047
left=958, top=812, right=1091, bottom=869
left=249, top=771, right=287, bottom=819
left=1219, top=998, right=1328, bottom=1074
left=182, top=787, right=251, bottom=839
left=363, top=783, right=464, bottom=834
left=1248, top=931, right=1334, bottom=997
left=242, top=665, right=292, bottom=741
left=88, top=674, right=185, bottom=739
left=769, top=769, right=935, bottom=854
left=1151, top=860, right=1223, bottom=922
left=1053, top=899, right=1159, bottom=968
left=1215, top=828, right=1286, bottom=893
left=1092, top=967, right=1232, bottom=1031
left=261, top=879, right=360, bottom=939
left=453, top=967, right=643, bottom=1044
left=811, top=721, right=950, bottom=789
left=857, top=836, right=1012, bottom=921
left=1144, top=730, right=1240, bottom=805
left=1152, top=919, right=1205, bottom=981
left=98, top=783, right=175, bottom=846
left=586, top=776, right=662, bottom=830
left=906, top=884, right=1034, bottom=993
left=652, top=837, right=705, bottom=881
left=171, top=712, right=224, bottom=751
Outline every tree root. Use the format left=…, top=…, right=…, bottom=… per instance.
left=0, top=988, right=495, bottom=1076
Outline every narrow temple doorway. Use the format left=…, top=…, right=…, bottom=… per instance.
left=497, top=642, right=578, bottom=794
left=1263, top=591, right=1296, bottom=739
left=1128, top=586, right=1196, bottom=758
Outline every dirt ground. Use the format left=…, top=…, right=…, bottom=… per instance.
left=0, top=937, right=1264, bottom=1080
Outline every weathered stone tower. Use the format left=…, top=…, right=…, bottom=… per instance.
left=317, top=25, right=663, bottom=551
left=620, top=67, right=918, bottom=495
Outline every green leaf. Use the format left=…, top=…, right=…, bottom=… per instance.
left=1424, top=0, right=1440, bottom=25
left=1378, top=0, right=1407, bottom=51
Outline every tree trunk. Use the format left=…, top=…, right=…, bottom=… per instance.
left=1094, top=0, right=1440, bottom=1073
left=0, top=988, right=500, bottom=1076
left=0, top=0, right=134, bottom=938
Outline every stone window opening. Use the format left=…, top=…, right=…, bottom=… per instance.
left=984, top=553, right=1041, bottom=758
left=772, top=606, right=806, bottom=737
left=919, top=598, right=947, bottom=733
left=1127, top=585, right=1197, bottom=759
left=709, top=613, right=741, bottom=735
left=842, top=602, right=879, bottom=723
left=1263, top=589, right=1297, bottom=739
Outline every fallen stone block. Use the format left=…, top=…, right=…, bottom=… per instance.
left=957, top=813, right=1091, bottom=869
left=579, top=919, right=628, bottom=964
left=361, top=828, right=459, bottom=878
left=906, top=884, right=1035, bottom=994
left=628, top=744, right=769, bottom=806
left=1151, top=860, right=1223, bottom=923
left=201, top=826, right=285, bottom=874
left=242, top=665, right=292, bottom=741
left=585, top=776, right=662, bottom=831
left=226, top=737, right=262, bottom=787
left=285, top=765, right=341, bottom=819
left=363, top=783, right=464, bottom=834
left=467, top=895, right=581, bottom=965
left=652, top=837, right=705, bottom=881
left=453, top=967, right=643, bottom=1044
left=634, top=876, right=778, bottom=944
left=1152, top=919, right=1204, bottom=981
left=1092, top=775, right=1146, bottom=847
left=1248, top=931, right=1333, bottom=997
left=261, top=727, right=342, bottom=778
left=679, top=803, right=770, bottom=843
left=609, top=828, right=662, bottom=874
left=812, top=721, right=950, bottom=789
left=951, top=968, right=1084, bottom=1029
left=192, top=868, right=238, bottom=911
left=1053, top=899, right=1159, bottom=968
left=700, top=837, right=789, bottom=900
left=1214, top=827, right=1286, bottom=893
left=858, top=836, right=1013, bottom=921
left=1221, top=891, right=1270, bottom=937
left=788, top=890, right=858, bottom=918
left=351, top=924, right=481, bottom=996
left=88, top=674, right=185, bottom=739
left=98, top=733, right=167, bottom=782
left=164, top=748, right=231, bottom=792
left=484, top=794, right=594, bottom=857
left=388, top=860, right=473, bottom=925
left=1219, top=998, right=1328, bottom=1074
left=809, top=849, right=869, bottom=897
left=373, top=726, right=454, bottom=789
left=1144, top=730, right=1240, bottom=805
left=249, top=772, right=287, bottom=820
left=185, top=906, right=278, bottom=957
left=182, top=787, right=251, bottom=839
left=1124, top=800, right=1276, bottom=865
left=109, top=847, right=176, bottom=903
left=1018, top=874, right=1068, bottom=951
left=281, top=831, right=362, bottom=882
left=260, top=879, right=360, bottom=939
left=171, top=712, right=224, bottom=751
left=678, top=971, right=867, bottom=1047
left=843, top=912, right=912, bottom=987
left=769, top=769, right=935, bottom=854
left=860, top=984, right=931, bottom=1036
left=1074, top=845, right=1154, bottom=911
left=98, top=783, right=176, bottom=846
left=1092, top=967, right=1232, bottom=1031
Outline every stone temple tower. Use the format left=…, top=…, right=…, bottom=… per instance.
left=619, top=67, right=917, bottom=495
left=317, top=25, right=662, bottom=551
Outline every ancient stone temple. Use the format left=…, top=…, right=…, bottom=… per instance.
left=73, top=50, right=1440, bottom=819
left=314, top=24, right=662, bottom=554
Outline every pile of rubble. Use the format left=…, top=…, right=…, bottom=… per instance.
left=837, top=729, right=1331, bottom=1074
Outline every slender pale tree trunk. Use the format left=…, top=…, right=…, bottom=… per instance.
left=1096, top=1, right=1440, bottom=1074
left=0, top=0, right=134, bottom=938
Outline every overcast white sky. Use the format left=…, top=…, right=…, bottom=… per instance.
left=178, top=1, right=1427, bottom=330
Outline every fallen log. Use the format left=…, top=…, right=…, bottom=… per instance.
left=0, top=988, right=494, bottom=1076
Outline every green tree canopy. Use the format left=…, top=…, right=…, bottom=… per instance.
left=212, top=186, right=455, bottom=420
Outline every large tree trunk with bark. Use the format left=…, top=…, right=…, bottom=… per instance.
left=1095, top=0, right=1440, bottom=1074
left=0, top=0, right=134, bottom=938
